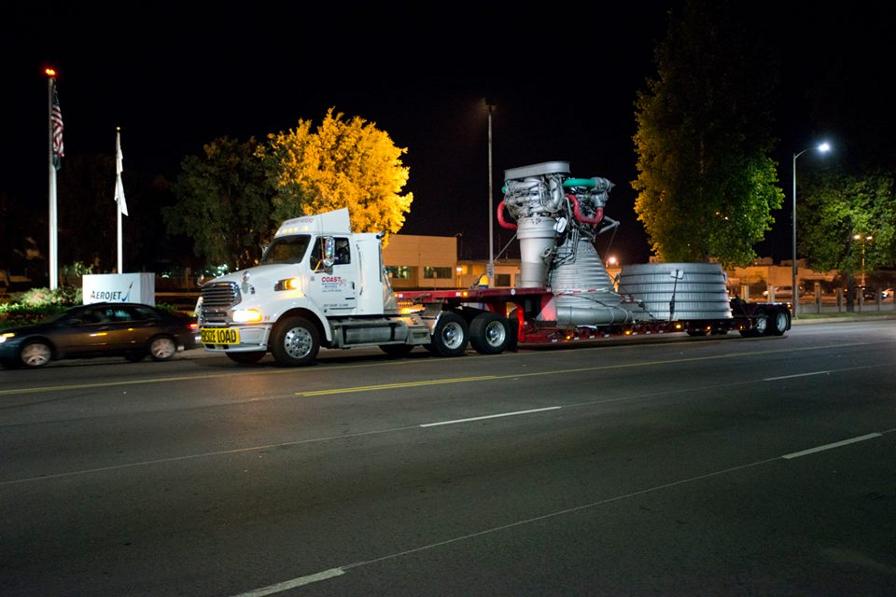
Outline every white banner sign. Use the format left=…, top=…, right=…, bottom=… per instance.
left=82, top=273, right=155, bottom=305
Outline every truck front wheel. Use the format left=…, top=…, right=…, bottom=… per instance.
left=270, top=316, right=320, bottom=366
left=428, top=312, right=469, bottom=357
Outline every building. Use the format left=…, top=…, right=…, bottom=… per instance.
left=382, top=234, right=522, bottom=289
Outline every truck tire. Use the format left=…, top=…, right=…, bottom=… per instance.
left=469, top=313, right=511, bottom=354
left=226, top=351, right=266, bottom=365
left=753, top=310, right=770, bottom=336
left=428, top=312, right=469, bottom=357
left=379, top=344, right=413, bottom=357
left=270, top=315, right=320, bottom=366
left=770, top=309, right=790, bottom=336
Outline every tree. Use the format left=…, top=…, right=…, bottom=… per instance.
left=798, top=170, right=895, bottom=306
left=632, top=0, right=783, bottom=266
left=57, top=154, right=117, bottom=271
left=262, top=108, right=413, bottom=238
left=164, top=137, right=274, bottom=270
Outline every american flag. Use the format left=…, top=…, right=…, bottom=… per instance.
left=51, top=82, right=64, bottom=170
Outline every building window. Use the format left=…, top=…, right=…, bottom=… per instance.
left=423, top=266, right=452, bottom=279
left=386, top=266, right=414, bottom=280
left=495, top=273, right=511, bottom=287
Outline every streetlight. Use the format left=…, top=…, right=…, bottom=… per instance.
left=792, top=141, right=831, bottom=318
left=485, top=98, right=496, bottom=287
left=853, top=234, right=873, bottom=288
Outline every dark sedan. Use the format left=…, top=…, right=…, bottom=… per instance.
left=0, top=303, right=197, bottom=368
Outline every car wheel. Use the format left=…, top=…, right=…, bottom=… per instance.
left=270, top=316, right=319, bottom=366
left=20, top=340, right=52, bottom=368
left=379, top=344, right=414, bottom=357
left=149, top=335, right=177, bottom=361
left=226, top=351, right=266, bottom=365
left=428, top=312, right=468, bottom=357
left=469, top=313, right=511, bottom=354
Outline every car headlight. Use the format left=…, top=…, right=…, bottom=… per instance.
left=0, top=332, right=14, bottom=344
left=274, top=277, right=303, bottom=292
left=232, top=308, right=264, bottom=324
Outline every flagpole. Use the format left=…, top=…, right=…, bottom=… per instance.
left=47, top=72, right=58, bottom=290
left=116, top=128, right=123, bottom=273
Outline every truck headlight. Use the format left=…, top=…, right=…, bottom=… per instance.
left=232, top=308, right=264, bottom=324
left=274, top=277, right=303, bottom=292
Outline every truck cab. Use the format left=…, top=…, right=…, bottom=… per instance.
left=198, top=208, right=429, bottom=365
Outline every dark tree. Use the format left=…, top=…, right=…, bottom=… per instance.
left=164, top=137, right=275, bottom=270
left=633, top=0, right=784, bottom=266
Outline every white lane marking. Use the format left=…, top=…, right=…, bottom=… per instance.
left=231, top=567, right=345, bottom=597
left=781, top=433, right=883, bottom=460
left=763, top=364, right=877, bottom=382
left=764, top=370, right=830, bottom=381
left=419, top=406, right=562, bottom=428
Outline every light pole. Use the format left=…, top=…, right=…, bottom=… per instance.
left=485, top=98, right=496, bottom=287
left=792, top=141, right=831, bottom=318
left=853, top=234, right=873, bottom=288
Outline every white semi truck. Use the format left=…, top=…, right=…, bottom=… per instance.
left=197, top=161, right=790, bottom=366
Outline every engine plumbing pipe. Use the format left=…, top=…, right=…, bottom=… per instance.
left=497, top=198, right=517, bottom=230
left=567, top=194, right=603, bottom=226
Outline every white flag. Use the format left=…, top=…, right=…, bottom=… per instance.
left=115, top=131, right=128, bottom=216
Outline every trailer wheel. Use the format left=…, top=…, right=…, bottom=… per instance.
left=770, top=309, right=790, bottom=336
left=379, top=344, right=413, bottom=357
left=470, top=313, right=511, bottom=354
left=270, top=315, right=319, bottom=366
left=429, top=312, right=469, bottom=357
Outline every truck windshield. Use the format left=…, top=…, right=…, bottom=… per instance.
left=261, top=235, right=312, bottom=265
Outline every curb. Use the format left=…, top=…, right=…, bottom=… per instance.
left=791, top=314, right=896, bottom=325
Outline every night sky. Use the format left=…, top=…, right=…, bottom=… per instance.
left=2, top=2, right=890, bottom=270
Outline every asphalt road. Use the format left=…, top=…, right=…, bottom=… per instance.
left=1, top=322, right=895, bottom=596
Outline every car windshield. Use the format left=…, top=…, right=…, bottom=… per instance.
left=261, top=235, right=312, bottom=265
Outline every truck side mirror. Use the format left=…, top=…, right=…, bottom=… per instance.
left=322, top=236, right=336, bottom=269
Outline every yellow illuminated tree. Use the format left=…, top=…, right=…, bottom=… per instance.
left=263, top=108, right=413, bottom=239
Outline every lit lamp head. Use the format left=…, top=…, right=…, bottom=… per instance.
left=817, top=142, right=831, bottom=153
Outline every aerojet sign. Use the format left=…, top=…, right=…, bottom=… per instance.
left=82, top=273, right=155, bottom=305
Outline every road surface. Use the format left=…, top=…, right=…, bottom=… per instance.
left=1, top=321, right=895, bottom=595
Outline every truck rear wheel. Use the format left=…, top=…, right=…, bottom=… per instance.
left=270, top=316, right=319, bottom=366
left=428, top=312, right=469, bottom=357
left=770, top=309, right=790, bottom=336
left=470, top=313, right=511, bottom=354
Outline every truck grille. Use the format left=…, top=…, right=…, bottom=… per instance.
left=200, top=282, right=241, bottom=324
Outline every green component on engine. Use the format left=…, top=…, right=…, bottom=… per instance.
left=562, top=178, right=596, bottom=188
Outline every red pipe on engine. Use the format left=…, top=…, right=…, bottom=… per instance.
left=567, top=194, right=603, bottom=226
left=497, top=198, right=517, bottom=230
